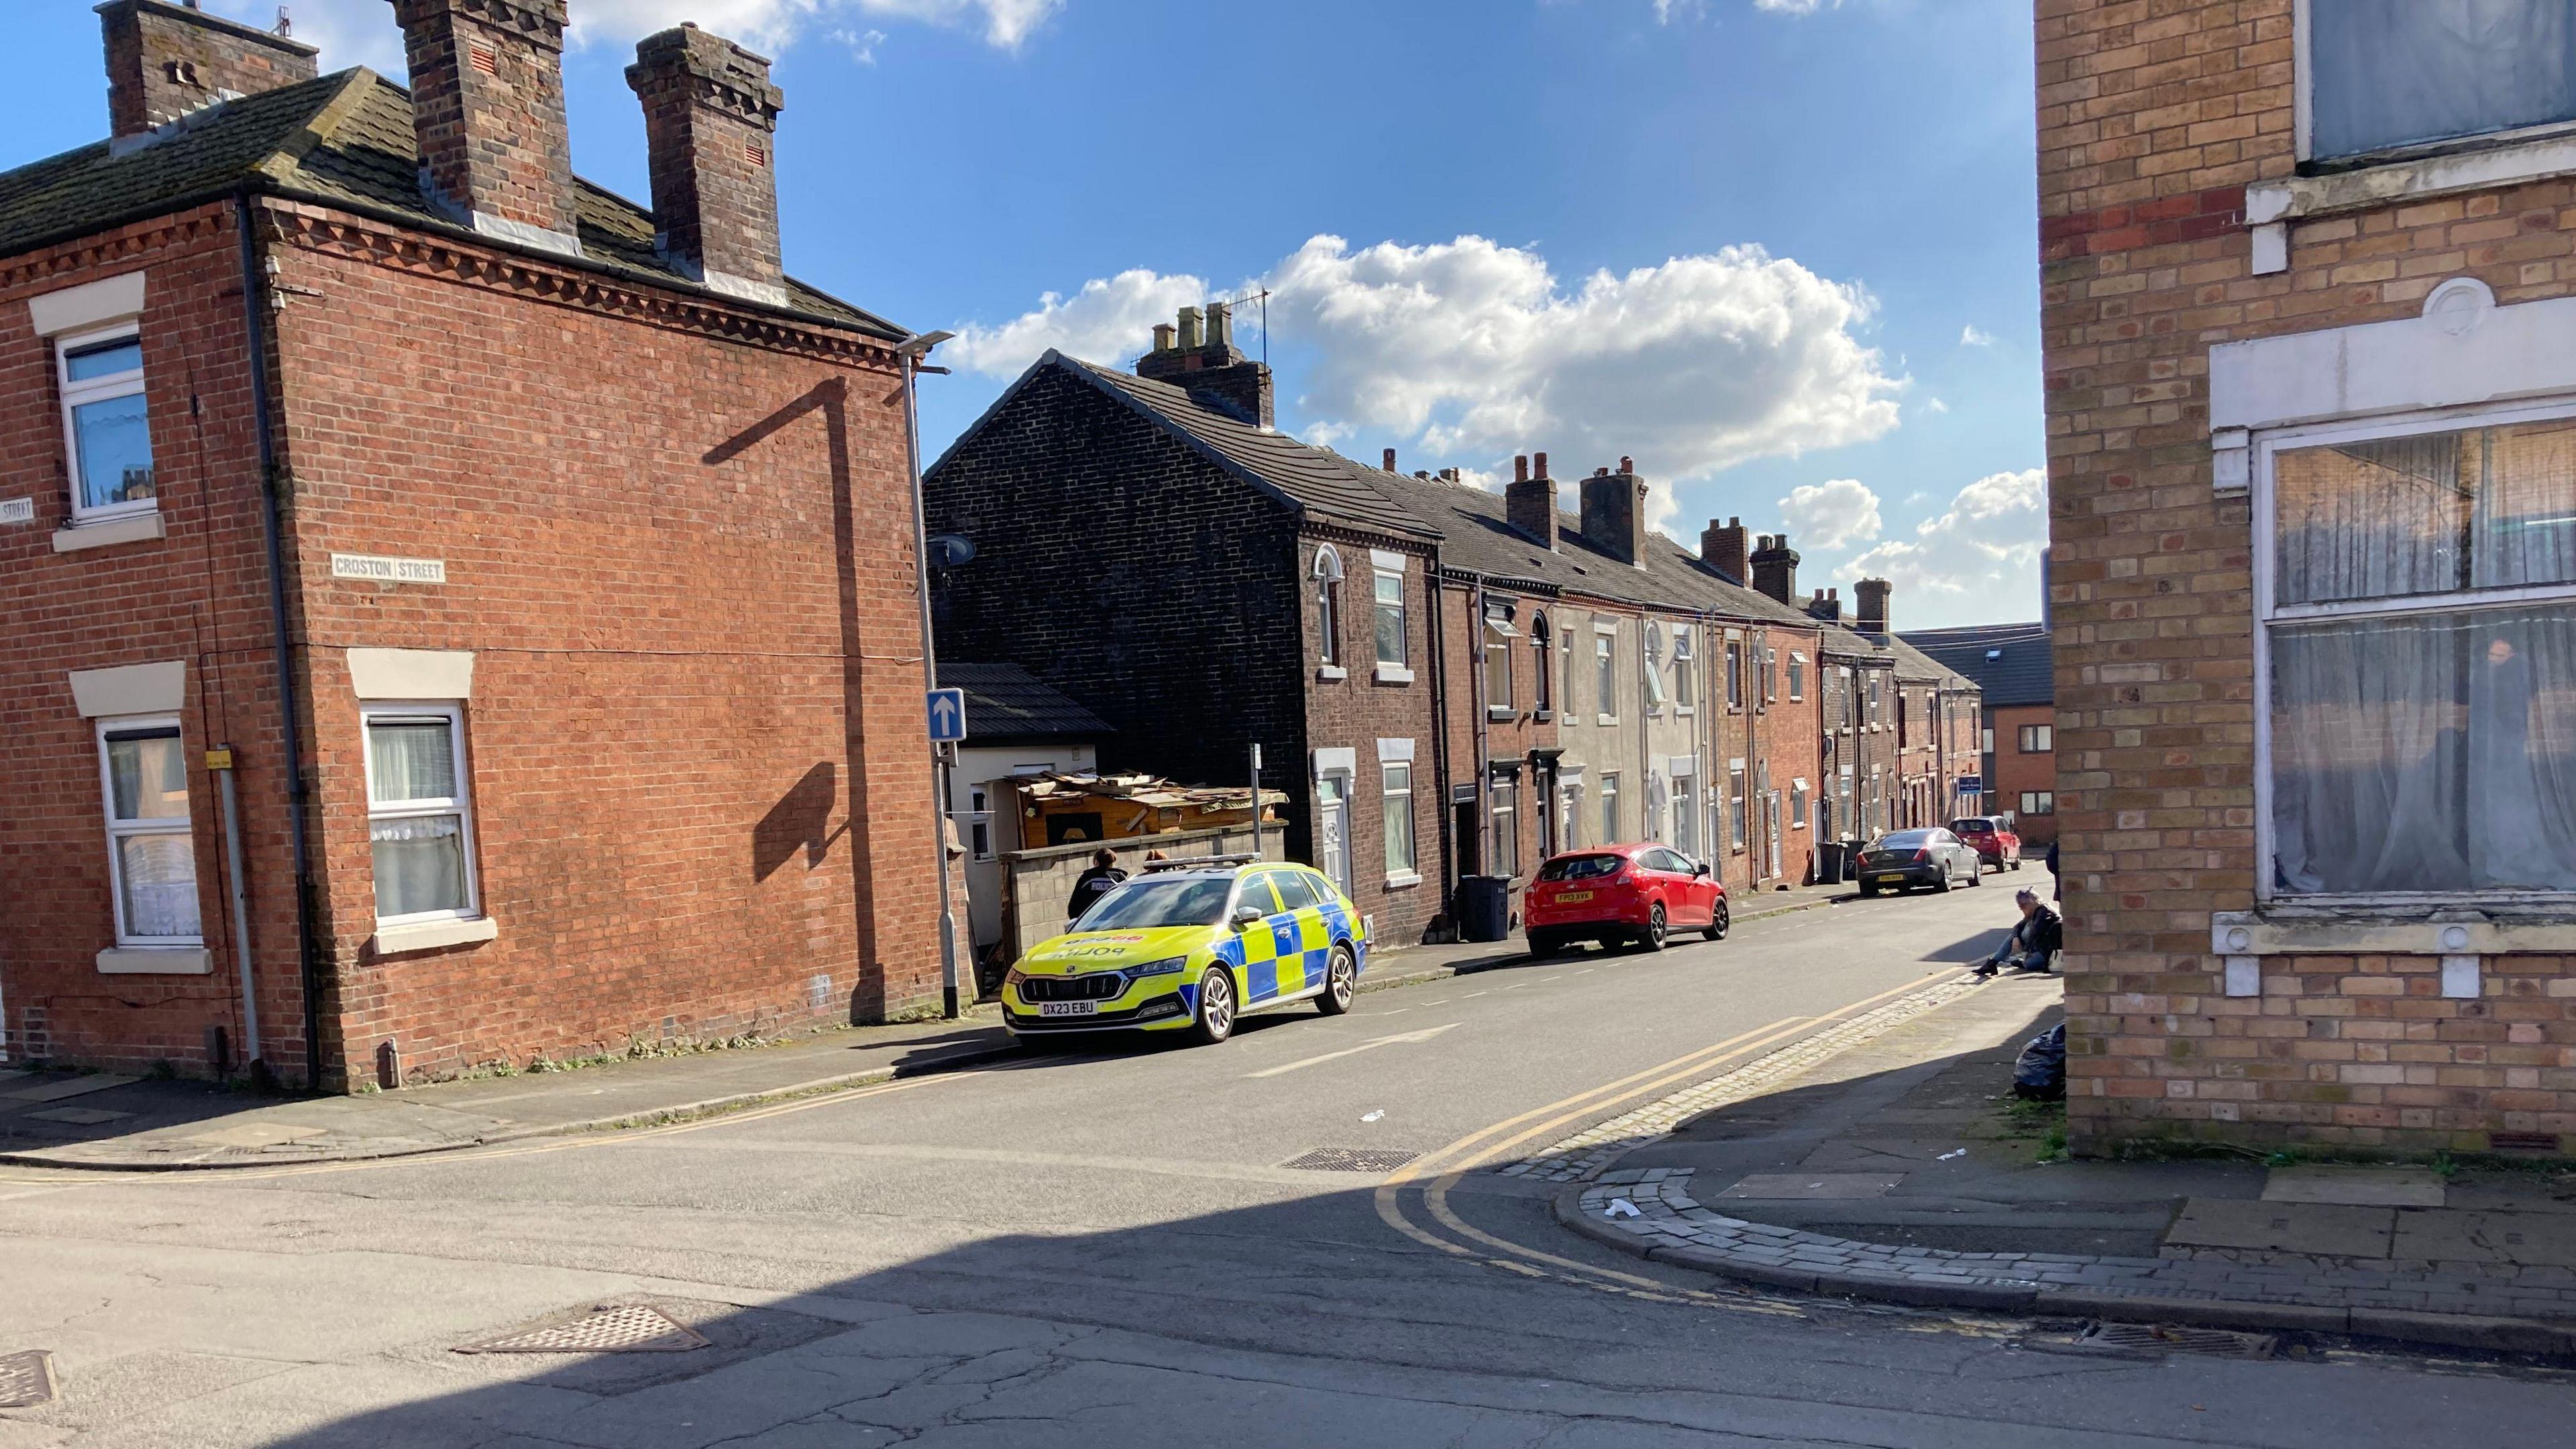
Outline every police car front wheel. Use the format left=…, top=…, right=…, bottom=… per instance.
left=1317, top=944, right=1358, bottom=1016
left=1190, top=967, right=1238, bottom=1045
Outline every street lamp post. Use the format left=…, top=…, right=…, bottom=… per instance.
left=898, top=329, right=959, bottom=1019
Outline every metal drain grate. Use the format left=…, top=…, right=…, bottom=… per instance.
left=1282, top=1146, right=1420, bottom=1173
left=455, top=1304, right=710, bottom=1356
left=2489, top=1130, right=2561, bottom=1153
left=0, top=1350, right=56, bottom=1409
left=2076, top=1322, right=2277, bottom=1360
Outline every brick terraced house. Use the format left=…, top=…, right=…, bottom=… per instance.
left=0, top=1, right=942, bottom=1088
left=926, top=307, right=1955, bottom=935
left=1902, top=621, right=2057, bottom=843
left=2041, top=0, right=2576, bottom=1155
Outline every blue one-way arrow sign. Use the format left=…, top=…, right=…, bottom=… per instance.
left=927, top=688, right=969, bottom=743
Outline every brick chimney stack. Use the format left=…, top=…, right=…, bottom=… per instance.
left=1807, top=587, right=1841, bottom=624
left=1136, top=303, right=1274, bottom=428
left=392, top=0, right=580, bottom=256
left=1381, top=447, right=1397, bottom=472
left=628, top=25, right=787, bottom=306
left=1702, top=517, right=1749, bottom=582
left=1506, top=451, right=1558, bottom=551
left=101, top=0, right=317, bottom=142
left=1579, top=458, right=1649, bottom=569
left=1750, top=532, right=1801, bottom=606
left=1855, top=576, right=1892, bottom=635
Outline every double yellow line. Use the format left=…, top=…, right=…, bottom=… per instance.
left=1373, top=969, right=1955, bottom=1307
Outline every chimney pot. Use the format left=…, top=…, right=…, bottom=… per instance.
left=1383, top=448, right=1397, bottom=472
left=1619, top=455, right=1633, bottom=474
left=395, top=0, right=579, bottom=252
left=628, top=25, right=788, bottom=305
left=1581, top=464, right=1650, bottom=568
left=1533, top=451, right=1548, bottom=478
left=101, top=0, right=317, bottom=140
left=1701, top=517, right=1750, bottom=583
left=1514, top=454, right=1529, bottom=483
left=1136, top=301, right=1270, bottom=425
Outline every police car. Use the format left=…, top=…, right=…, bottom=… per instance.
left=1001, top=857, right=1368, bottom=1044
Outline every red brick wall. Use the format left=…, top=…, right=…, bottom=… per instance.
left=260, top=200, right=936, bottom=1087
left=1299, top=533, right=1443, bottom=946
left=2039, top=0, right=2576, bottom=1153
left=1988, top=703, right=2058, bottom=845
left=1744, top=625, right=1824, bottom=889
left=0, top=204, right=304, bottom=1078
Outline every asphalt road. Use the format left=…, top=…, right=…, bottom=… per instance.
left=4, top=883, right=2573, bottom=1447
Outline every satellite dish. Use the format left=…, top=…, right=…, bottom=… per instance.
left=926, top=533, right=977, bottom=568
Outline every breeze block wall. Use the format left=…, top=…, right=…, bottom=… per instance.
left=258, top=198, right=938, bottom=1088
left=2039, top=0, right=2576, bottom=1156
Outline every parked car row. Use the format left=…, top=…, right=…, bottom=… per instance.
left=996, top=819, right=2027, bottom=1051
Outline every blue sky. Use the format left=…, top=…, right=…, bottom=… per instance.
left=23, top=0, right=2043, bottom=627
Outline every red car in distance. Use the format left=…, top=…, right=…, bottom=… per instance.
left=1949, top=816, right=2023, bottom=874
left=1522, top=843, right=1729, bottom=956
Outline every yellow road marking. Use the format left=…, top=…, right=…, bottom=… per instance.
left=1374, top=968, right=1957, bottom=1306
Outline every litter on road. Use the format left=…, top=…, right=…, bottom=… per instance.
left=1606, top=1199, right=1642, bottom=1218
left=1361, top=1110, right=1385, bottom=1122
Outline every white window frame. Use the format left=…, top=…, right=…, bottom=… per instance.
left=1599, top=771, right=1621, bottom=843
left=1372, top=568, right=1409, bottom=673
left=967, top=785, right=994, bottom=861
left=1790, top=779, right=1809, bottom=829
left=1641, top=624, right=1667, bottom=711
left=97, top=713, right=201, bottom=947
left=360, top=701, right=483, bottom=926
left=58, top=322, right=155, bottom=525
left=1729, top=764, right=1748, bottom=853
left=1313, top=545, right=1344, bottom=667
left=1672, top=627, right=1696, bottom=711
left=1670, top=775, right=1695, bottom=856
left=1594, top=626, right=1619, bottom=725
left=1381, top=761, right=1417, bottom=883
left=1490, top=776, right=1519, bottom=879
left=2253, top=394, right=2576, bottom=906
left=1483, top=603, right=1517, bottom=712
left=1788, top=652, right=1806, bottom=702
left=1530, top=611, right=1552, bottom=715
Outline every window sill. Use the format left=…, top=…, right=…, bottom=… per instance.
left=1316, top=664, right=1348, bottom=682
left=1383, top=871, right=1423, bottom=890
left=97, top=946, right=211, bottom=975
left=2250, top=132, right=2576, bottom=225
left=1486, top=706, right=1515, bottom=721
left=372, top=916, right=499, bottom=956
left=1676, top=706, right=1697, bottom=717
left=1373, top=664, right=1414, bottom=685
left=54, top=511, right=165, bottom=553
left=1597, top=714, right=1619, bottom=727
left=1533, top=708, right=1553, bottom=723
left=2213, top=906, right=2576, bottom=958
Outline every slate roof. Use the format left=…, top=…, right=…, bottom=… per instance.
left=0, top=69, right=901, bottom=339
left=1055, top=356, right=1435, bottom=539
left=1876, top=635, right=1980, bottom=693
left=936, top=661, right=1114, bottom=743
left=961, top=352, right=1915, bottom=654
left=1897, top=621, right=2053, bottom=706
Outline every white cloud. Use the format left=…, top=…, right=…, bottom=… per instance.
left=1752, top=0, right=1836, bottom=13
left=952, top=235, right=1902, bottom=504
left=1959, top=324, right=1995, bottom=347
left=207, top=0, right=1055, bottom=74
left=1273, top=235, right=1900, bottom=483
left=1845, top=467, right=2049, bottom=605
left=948, top=268, right=1210, bottom=376
left=1778, top=478, right=1882, bottom=552
left=1920, top=396, right=1949, bottom=415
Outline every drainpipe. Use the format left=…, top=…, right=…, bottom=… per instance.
left=235, top=187, right=323, bottom=1090
left=898, top=333, right=960, bottom=1020
left=1425, top=543, right=1452, bottom=928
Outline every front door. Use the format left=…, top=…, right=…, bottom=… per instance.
left=1315, top=776, right=1352, bottom=898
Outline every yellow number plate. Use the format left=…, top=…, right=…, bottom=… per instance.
left=1556, top=890, right=1595, bottom=903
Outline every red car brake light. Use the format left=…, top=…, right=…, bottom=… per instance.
left=1913, top=848, right=1931, bottom=863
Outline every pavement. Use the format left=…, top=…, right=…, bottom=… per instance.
left=0, top=877, right=1864, bottom=1171
left=13, top=883, right=2566, bottom=1448
left=1554, top=965, right=2576, bottom=1357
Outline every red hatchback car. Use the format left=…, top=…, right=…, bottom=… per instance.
left=1522, top=843, right=1729, bottom=955
left=1949, top=816, right=2023, bottom=874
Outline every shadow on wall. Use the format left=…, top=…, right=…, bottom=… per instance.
left=753, top=761, right=845, bottom=882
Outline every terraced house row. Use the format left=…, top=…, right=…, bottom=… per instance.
left=0, top=1, right=942, bottom=1086
left=924, top=308, right=1984, bottom=948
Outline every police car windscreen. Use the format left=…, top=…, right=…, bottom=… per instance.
left=1079, top=877, right=1233, bottom=930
